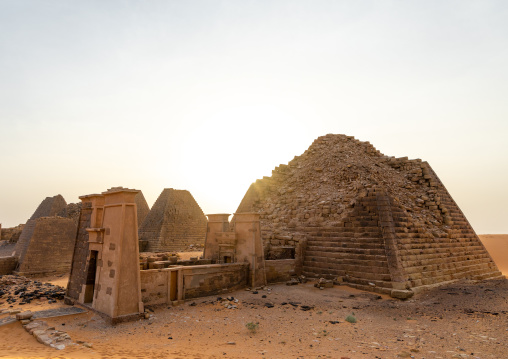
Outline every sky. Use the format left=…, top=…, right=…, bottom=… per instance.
left=0, top=1, right=507, bottom=233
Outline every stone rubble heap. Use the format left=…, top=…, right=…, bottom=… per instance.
left=22, top=315, right=73, bottom=350
left=0, top=275, right=66, bottom=306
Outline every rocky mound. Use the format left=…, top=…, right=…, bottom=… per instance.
left=237, top=134, right=447, bottom=239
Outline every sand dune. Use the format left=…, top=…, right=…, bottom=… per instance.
left=479, top=234, right=508, bottom=276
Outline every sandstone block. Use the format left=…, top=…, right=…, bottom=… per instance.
left=16, top=311, right=33, bottom=320
left=391, top=289, right=414, bottom=299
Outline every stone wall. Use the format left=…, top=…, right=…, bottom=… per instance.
left=57, top=202, right=82, bottom=226
left=265, top=259, right=296, bottom=283
left=235, top=134, right=503, bottom=297
left=139, top=189, right=207, bottom=252
left=0, top=224, right=24, bottom=243
left=140, top=263, right=249, bottom=305
left=66, top=200, right=93, bottom=301
left=13, top=220, right=37, bottom=263
left=0, top=256, right=17, bottom=275
left=15, top=217, right=77, bottom=276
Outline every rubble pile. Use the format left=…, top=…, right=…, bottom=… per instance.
left=0, top=275, right=66, bottom=306
left=237, top=134, right=449, bottom=239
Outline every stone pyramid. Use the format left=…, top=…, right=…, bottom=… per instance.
left=13, top=194, right=68, bottom=260
left=139, top=188, right=207, bottom=252
left=235, top=134, right=503, bottom=298
left=135, top=191, right=150, bottom=227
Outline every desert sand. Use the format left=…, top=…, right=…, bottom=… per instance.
left=479, top=235, right=508, bottom=276
left=1, top=243, right=507, bottom=359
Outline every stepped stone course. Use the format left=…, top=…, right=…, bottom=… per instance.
left=57, top=202, right=82, bottom=226
left=135, top=191, right=150, bottom=227
left=139, top=188, right=207, bottom=252
left=13, top=195, right=68, bottom=260
left=15, top=217, right=77, bottom=276
left=235, top=134, right=503, bottom=296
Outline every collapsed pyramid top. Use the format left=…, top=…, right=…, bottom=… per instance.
left=29, top=194, right=67, bottom=220
left=236, top=134, right=449, bottom=237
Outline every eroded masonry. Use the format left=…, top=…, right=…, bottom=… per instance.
left=0, top=195, right=79, bottom=276
left=234, top=134, right=503, bottom=297
left=138, top=188, right=207, bottom=252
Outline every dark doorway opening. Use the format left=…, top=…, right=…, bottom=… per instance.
left=84, top=250, right=98, bottom=303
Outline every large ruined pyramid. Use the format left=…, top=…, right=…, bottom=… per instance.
left=235, top=134, right=503, bottom=297
left=139, top=189, right=207, bottom=252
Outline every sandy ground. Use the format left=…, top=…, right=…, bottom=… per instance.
left=478, top=235, right=508, bottom=276
left=1, top=243, right=507, bottom=359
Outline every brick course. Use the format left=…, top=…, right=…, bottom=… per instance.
left=139, top=189, right=207, bottom=252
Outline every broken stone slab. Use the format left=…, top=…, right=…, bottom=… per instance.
left=16, top=311, right=33, bottom=320
left=35, top=333, right=53, bottom=346
left=314, top=278, right=333, bottom=288
left=286, top=278, right=299, bottom=286
left=24, top=320, right=45, bottom=331
left=333, top=276, right=344, bottom=285
left=32, top=329, right=47, bottom=337
left=50, top=343, right=66, bottom=350
left=391, top=289, right=414, bottom=299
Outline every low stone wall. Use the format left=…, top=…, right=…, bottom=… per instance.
left=140, top=268, right=176, bottom=305
left=0, top=256, right=17, bottom=275
left=182, top=263, right=248, bottom=299
left=140, top=263, right=249, bottom=306
left=265, top=259, right=296, bottom=283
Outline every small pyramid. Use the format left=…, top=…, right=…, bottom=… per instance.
left=13, top=194, right=68, bottom=260
left=139, top=188, right=207, bottom=252
left=135, top=191, right=150, bottom=227
left=235, top=134, right=503, bottom=297
left=15, top=216, right=77, bottom=276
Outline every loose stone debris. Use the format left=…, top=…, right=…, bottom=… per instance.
left=0, top=275, right=66, bottom=306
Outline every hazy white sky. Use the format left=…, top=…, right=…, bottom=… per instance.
left=0, top=1, right=507, bottom=233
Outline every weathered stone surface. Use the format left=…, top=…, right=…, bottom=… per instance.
left=234, top=134, right=503, bottom=298
left=9, top=194, right=76, bottom=277
left=391, top=289, right=414, bottom=299
left=139, top=189, right=207, bottom=252
left=0, top=224, right=24, bottom=243
left=15, top=217, right=77, bottom=276
left=0, top=256, right=17, bottom=275
left=135, top=191, right=150, bottom=227
left=16, top=310, right=33, bottom=320
left=57, top=202, right=82, bottom=226
left=66, top=198, right=93, bottom=302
